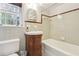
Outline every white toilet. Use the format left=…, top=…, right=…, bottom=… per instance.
left=0, top=39, right=20, bottom=56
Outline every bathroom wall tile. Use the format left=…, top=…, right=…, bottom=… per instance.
left=0, top=27, right=25, bottom=50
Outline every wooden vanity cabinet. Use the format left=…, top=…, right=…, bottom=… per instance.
left=25, top=34, right=42, bottom=56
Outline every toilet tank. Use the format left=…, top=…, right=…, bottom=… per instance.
left=0, top=39, right=20, bottom=56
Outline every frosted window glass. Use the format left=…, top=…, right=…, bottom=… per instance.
left=5, top=13, right=11, bottom=24
left=0, top=3, right=21, bottom=26
left=0, top=12, right=5, bottom=24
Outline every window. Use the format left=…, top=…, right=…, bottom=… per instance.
left=0, top=3, right=22, bottom=26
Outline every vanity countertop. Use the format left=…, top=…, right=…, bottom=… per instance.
left=24, top=31, right=43, bottom=35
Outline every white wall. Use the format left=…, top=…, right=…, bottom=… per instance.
left=48, top=3, right=79, bottom=45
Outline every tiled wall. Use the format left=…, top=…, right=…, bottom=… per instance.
left=0, top=26, right=25, bottom=50
left=48, top=3, right=79, bottom=46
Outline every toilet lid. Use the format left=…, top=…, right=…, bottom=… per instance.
left=8, top=53, right=19, bottom=56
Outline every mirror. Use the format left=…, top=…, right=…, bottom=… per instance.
left=25, top=8, right=42, bottom=24
left=27, top=9, right=37, bottom=22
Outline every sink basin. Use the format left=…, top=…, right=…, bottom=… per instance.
left=25, top=31, right=43, bottom=35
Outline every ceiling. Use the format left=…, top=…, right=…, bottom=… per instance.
left=10, top=3, right=57, bottom=10
left=26, top=3, right=57, bottom=12
left=39, top=3, right=55, bottom=9
left=10, top=3, right=58, bottom=12
left=37, top=3, right=57, bottom=12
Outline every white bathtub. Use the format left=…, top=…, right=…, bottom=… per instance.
left=42, top=39, right=79, bottom=56
left=0, top=39, right=20, bottom=56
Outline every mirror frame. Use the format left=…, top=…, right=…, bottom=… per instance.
left=25, top=8, right=42, bottom=24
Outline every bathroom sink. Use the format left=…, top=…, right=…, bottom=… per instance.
left=25, top=31, right=43, bottom=35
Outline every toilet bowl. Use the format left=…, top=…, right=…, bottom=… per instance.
left=0, top=39, right=20, bottom=56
